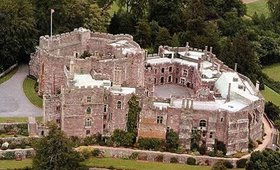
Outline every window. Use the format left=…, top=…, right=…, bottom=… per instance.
left=80, top=68, right=84, bottom=74
left=56, top=106, right=61, bottom=112
left=168, top=76, right=172, bottom=82
left=180, top=78, right=185, bottom=85
left=183, top=69, right=188, bottom=76
left=199, top=120, right=207, bottom=127
left=161, top=68, right=165, bottom=73
left=233, top=77, right=238, bottom=82
left=166, top=127, right=170, bottom=133
left=85, top=118, right=92, bottom=127
left=86, top=130, right=90, bottom=135
left=104, top=95, right=108, bottom=101
left=161, top=77, right=164, bottom=84
left=154, top=78, right=157, bottom=84
left=87, top=96, right=91, bottom=103
left=104, top=105, right=108, bottom=112
left=117, top=101, right=122, bottom=109
left=221, top=117, right=224, bottom=122
left=154, top=69, right=157, bottom=74
left=103, top=124, right=106, bottom=129
left=56, top=119, right=61, bottom=124
left=103, top=115, right=107, bottom=120
left=157, top=116, right=163, bottom=124
left=209, top=132, right=214, bottom=138
left=176, top=78, right=178, bottom=83
left=169, top=67, right=173, bottom=72
left=86, top=107, right=91, bottom=114
left=202, top=131, right=207, bottom=137
left=176, top=68, right=179, bottom=73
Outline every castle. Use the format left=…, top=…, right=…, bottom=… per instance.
left=29, top=28, right=264, bottom=155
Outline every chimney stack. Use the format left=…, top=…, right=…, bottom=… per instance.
left=234, top=63, right=238, bottom=72
left=227, top=83, right=231, bottom=102
left=256, top=80, right=260, bottom=92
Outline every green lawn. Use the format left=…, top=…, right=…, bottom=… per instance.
left=0, top=67, right=18, bottom=85
left=0, top=159, right=32, bottom=169
left=261, top=85, right=280, bottom=107
left=82, top=157, right=210, bottom=170
left=246, top=0, right=269, bottom=17
left=23, top=77, right=43, bottom=108
left=0, top=117, right=28, bottom=123
left=262, top=63, right=280, bottom=82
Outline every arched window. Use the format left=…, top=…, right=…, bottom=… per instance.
left=168, top=76, right=172, bottom=82
left=199, top=120, right=207, bottom=127
left=85, top=118, right=92, bottom=127
left=161, top=77, right=164, bottom=84
left=86, top=107, right=91, bottom=114
left=117, top=101, right=122, bottom=109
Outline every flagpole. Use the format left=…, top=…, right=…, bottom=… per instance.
left=50, top=9, right=53, bottom=40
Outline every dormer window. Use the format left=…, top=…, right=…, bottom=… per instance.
left=233, top=77, right=238, bottom=82
left=238, top=85, right=243, bottom=89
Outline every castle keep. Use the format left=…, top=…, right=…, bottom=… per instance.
left=30, top=28, right=264, bottom=155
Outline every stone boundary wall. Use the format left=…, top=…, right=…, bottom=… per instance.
left=91, top=146, right=239, bottom=167
left=0, top=148, right=35, bottom=159
left=0, top=63, right=18, bottom=78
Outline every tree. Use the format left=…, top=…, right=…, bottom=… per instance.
left=246, top=149, right=280, bottom=170
left=165, top=129, right=179, bottom=152
left=265, top=102, right=280, bottom=122
left=0, top=0, right=37, bottom=69
left=33, top=123, right=82, bottom=170
left=155, top=27, right=174, bottom=47
left=268, top=0, right=280, bottom=22
left=135, top=20, right=152, bottom=48
left=191, top=130, right=201, bottom=151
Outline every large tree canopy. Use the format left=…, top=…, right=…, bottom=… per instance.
left=33, top=124, right=82, bottom=170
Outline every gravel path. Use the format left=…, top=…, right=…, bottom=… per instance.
left=0, top=65, right=42, bottom=117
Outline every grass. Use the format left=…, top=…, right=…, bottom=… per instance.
left=0, top=117, right=28, bottom=123
left=0, top=159, right=32, bottom=169
left=0, top=67, right=18, bottom=85
left=261, top=85, right=280, bottom=107
left=82, top=157, right=210, bottom=170
left=262, top=63, right=280, bottom=82
left=246, top=0, right=269, bottom=17
left=23, top=77, right=43, bottom=108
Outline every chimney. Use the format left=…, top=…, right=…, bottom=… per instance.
left=186, top=99, right=190, bottom=109
left=190, top=99, right=194, bottom=109
left=256, top=80, right=260, bottom=92
left=170, top=95, right=173, bottom=106
left=234, top=63, right=238, bottom=72
left=227, top=83, right=231, bottom=101
left=210, top=47, right=213, bottom=54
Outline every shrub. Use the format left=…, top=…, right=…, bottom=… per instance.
left=211, top=160, right=227, bottom=170
left=92, top=149, right=101, bottom=157
left=83, top=135, right=96, bottom=146
left=26, top=150, right=34, bottom=158
left=1, top=146, right=8, bottom=150
left=223, top=161, right=233, bottom=169
left=111, top=129, right=135, bottom=147
left=170, top=157, right=179, bottom=163
left=80, top=149, right=91, bottom=160
left=165, top=129, right=179, bottom=152
left=8, top=142, right=17, bottom=149
left=213, top=139, right=227, bottom=155
left=129, top=152, right=139, bottom=160
left=198, top=143, right=207, bottom=155
left=70, top=136, right=82, bottom=147
left=138, top=138, right=163, bottom=150
left=17, top=124, right=28, bottom=136
left=186, top=157, right=196, bottom=165
left=3, top=151, right=15, bottom=160
left=236, top=158, right=247, bottom=168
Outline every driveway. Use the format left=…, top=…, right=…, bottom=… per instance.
left=0, top=65, right=42, bottom=117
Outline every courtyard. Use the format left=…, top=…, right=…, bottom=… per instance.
left=154, top=84, right=194, bottom=99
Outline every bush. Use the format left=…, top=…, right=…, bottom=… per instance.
left=129, top=152, right=139, bottom=160
left=8, top=142, right=17, bottom=149
left=111, top=129, right=135, bottom=147
left=236, top=158, right=247, bottom=168
left=170, top=157, right=179, bottom=163
left=3, top=151, right=15, bottom=160
left=186, top=157, right=196, bottom=165
left=165, top=129, right=179, bottom=152
left=155, top=154, right=164, bottom=162
left=17, top=124, right=28, bottom=136
left=92, top=149, right=101, bottom=157
left=70, top=136, right=82, bottom=147
left=223, top=161, right=233, bottom=169
left=83, top=135, right=96, bottom=146
left=80, top=149, right=91, bottom=160
left=211, top=160, right=227, bottom=170
left=198, top=143, right=207, bottom=155
left=1, top=146, right=8, bottom=150
left=138, top=138, right=163, bottom=150
left=26, top=150, right=34, bottom=158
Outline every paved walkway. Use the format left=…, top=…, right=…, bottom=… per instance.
left=0, top=65, right=42, bottom=117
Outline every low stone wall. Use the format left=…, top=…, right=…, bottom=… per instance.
left=0, top=148, right=35, bottom=159
left=0, top=63, right=18, bottom=78
left=91, top=146, right=239, bottom=166
left=0, top=122, right=27, bottom=131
